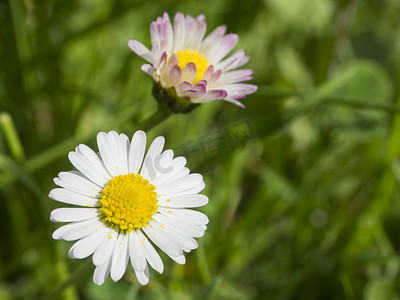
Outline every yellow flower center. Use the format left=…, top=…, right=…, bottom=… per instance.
left=100, top=173, right=158, bottom=232
left=176, top=49, right=209, bottom=84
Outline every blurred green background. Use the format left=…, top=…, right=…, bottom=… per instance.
left=1, top=0, right=400, bottom=299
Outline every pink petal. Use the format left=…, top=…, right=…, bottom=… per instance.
left=181, top=62, right=196, bottom=84
left=196, top=80, right=207, bottom=86
left=193, top=82, right=207, bottom=93
left=173, top=12, right=186, bottom=52
left=218, top=69, right=253, bottom=85
left=209, top=70, right=222, bottom=86
left=177, top=81, right=206, bottom=98
left=151, top=42, right=162, bottom=66
left=218, top=83, right=258, bottom=98
left=158, top=52, right=167, bottom=68
left=192, top=89, right=228, bottom=103
left=223, top=97, right=246, bottom=108
left=150, top=15, right=173, bottom=57
left=215, top=50, right=250, bottom=71
left=207, top=34, right=239, bottom=65
left=163, top=54, right=178, bottom=79
left=128, top=40, right=154, bottom=64
left=200, top=25, right=227, bottom=54
left=202, top=65, right=214, bottom=82
left=160, top=14, right=174, bottom=55
left=177, top=81, right=192, bottom=94
left=141, top=64, right=156, bottom=79
left=150, top=21, right=161, bottom=52
left=184, top=14, right=207, bottom=50
left=169, top=65, right=182, bottom=86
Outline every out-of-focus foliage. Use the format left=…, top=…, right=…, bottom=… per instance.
left=1, top=0, right=400, bottom=299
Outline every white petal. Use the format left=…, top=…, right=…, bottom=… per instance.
left=68, top=152, right=108, bottom=187
left=49, top=188, right=99, bottom=207
left=150, top=220, right=198, bottom=251
left=128, top=230, right=147, bottom=272
left=152, top=156, right=187, bottom=186
left=68, top=227, right=108, bottom=259
left=52, top=217, right=99, bottom=240
left=158, top=194, right=208, bottom=208
left=50, top=208, right=100, bottom=223
left=152, top=213, right=205, bottom=238
left=141, top=136, right=165, bottom=181
left=128, top=130, right=147, bottom=174
left=110, top=234, right=130, bottom=282
left=137, top=230, right=164, bottom=273
left=142, top=224, right=182, bottom=257
left=134, top=264, right=150, bottom=285
left=63, top=219, right=104, bottom=241
left=93, top=259, right=111, bottom=286
left=158, top=207, right=209, bottom=225
left=160, top=167, right=190, bottom=185
left=76, top=144, right=112, bottom=180
left=169, top=255, right=185, bottom=265
left=55, top=171, right=103, bottom=197
left=157, top=174, right=203, bottom=196
left=92, top=229, right=118, bottom=266
left=97, top=131, right=128, bottom=176
left=118, top=133, right=130, bottom=175
left=167, top=181, right=206, bottom=197
left=148, top=150, right=174, bottom=183
left=97, top=132, right=118, bottom=177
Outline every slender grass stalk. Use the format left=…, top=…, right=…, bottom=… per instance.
left=42, top=259, right=92, bottom=300
left=257, top=85, right=400, bottom=113
left=196, top=242, right=211, bottom=284
left=0, top=112, right=25, bottom=162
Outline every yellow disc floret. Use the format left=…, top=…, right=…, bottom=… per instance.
left=176, top=49, right=209, bottom=84
left=100, top=173, right=158, bottom=232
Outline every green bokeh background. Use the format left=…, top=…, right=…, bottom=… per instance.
left=1, top=0, right=400, bottom=299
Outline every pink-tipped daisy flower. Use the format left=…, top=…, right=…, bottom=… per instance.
left=128, top=12, right=257, bottom=112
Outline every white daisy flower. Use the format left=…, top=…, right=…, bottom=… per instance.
left=128, top=12, right=257, bottom=111
left=49, top=130, right=208, bottom=285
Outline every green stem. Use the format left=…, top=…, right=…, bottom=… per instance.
left=137, top=105, right=172, bottom=131
left=0, top=112, right=25, bottom=162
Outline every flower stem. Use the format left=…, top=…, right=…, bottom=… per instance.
left=137, top=105, right=172, bottom=131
